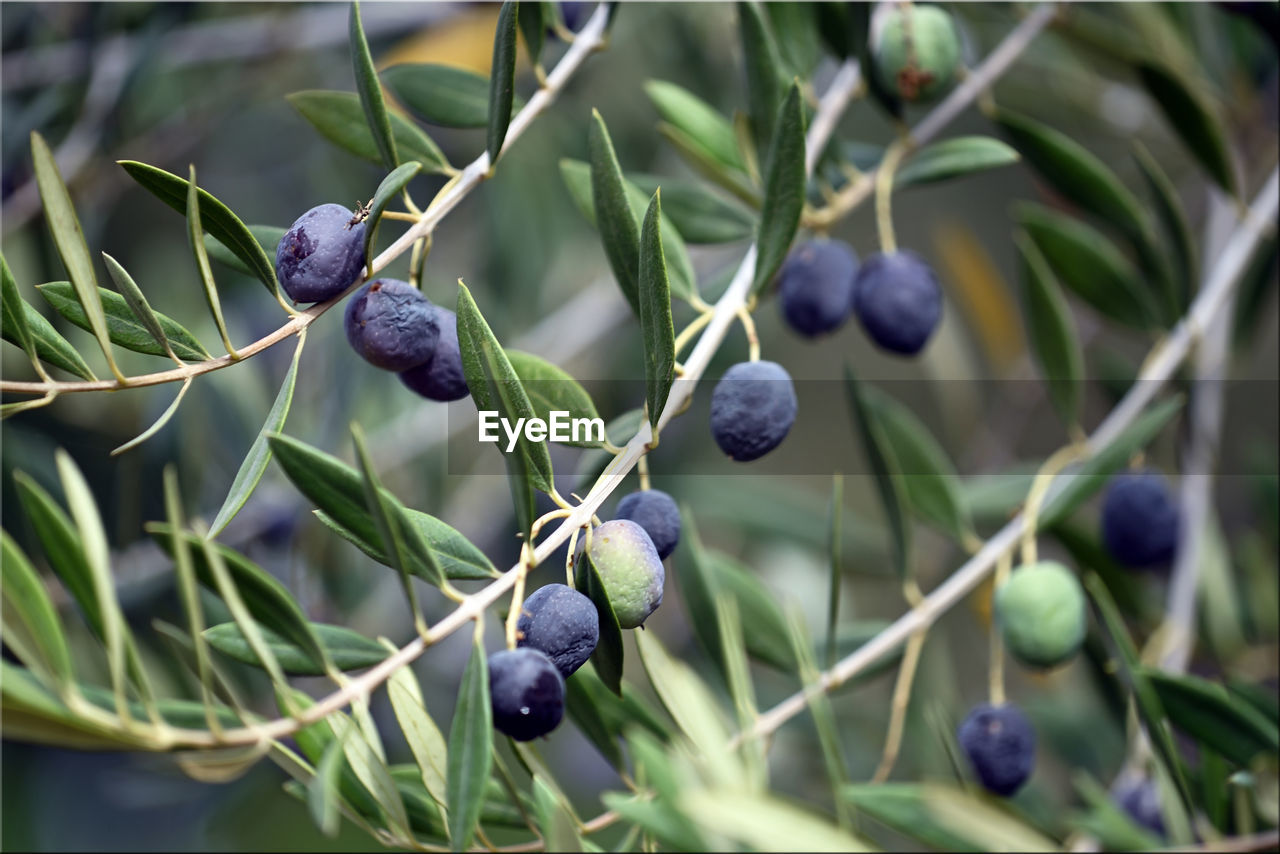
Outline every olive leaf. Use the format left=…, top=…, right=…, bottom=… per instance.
left=638, top=191, right=676, bottom=428
left=752, top=82, right=806, bottom=297
left=1015, top=231, right=1085, bottom=430
left=1137, top=62, right=1237, bottom=197
left=349, top=0, right=398, bottom=170
left=588, top=111, right=642, bottom=314
left=487, top=1, right=520, bottom=163
left=446, top=634, right=492, bottom=851
left=895, top=136, right=1020, bottom=190
left=643, top=80, right=746, bottom=173
left=575, top=549, right=625, bottom=696
left=287, top=90, right=450, bottom=171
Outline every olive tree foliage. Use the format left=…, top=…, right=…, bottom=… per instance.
left=2, top=2, right=1278, bottom=852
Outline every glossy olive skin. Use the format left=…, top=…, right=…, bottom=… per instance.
left=709, top=361, right=798, bottom=462
left=872, top=4, right=962, bottom=103
left=276, top=204, right=367, bottom=303
left=488, top=647, right=565, bottom=741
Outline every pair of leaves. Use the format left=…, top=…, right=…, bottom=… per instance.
left=564, top=663, right=673, bottom=771
left=1142, top=669, right=1279, bottom=767
left=628, top=173, right=756, bottom=244
left=559, top=156, right=698, bottom=301
left=582, top=113, right=675, bottom=427
left=843, top=783, right=1055, bottom=851
left=506, top=349, right=603, bottom=448
left=267, top=431, right=497, bottom=581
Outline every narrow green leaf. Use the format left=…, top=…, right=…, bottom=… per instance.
left=386, top=657, right=450, bottom=814
left=674, top=508, right=726, bottom=682
left=994, top=108, right=1149, bottom=240
left=920, top=784, right=1059, bottom=851
left=563, top=667, right=625, bottom=770
left=505, top=349, right=603, bottom=448
left=55, top=451, right=128, bottom=713
left=634, top=629, right=741, bottom=788
left=622, top=729, right=707, bottom=848
left=738, top=2, right=788, bottom=159
left=895, top=136, right=1020, bottom=190
left=1071, top=772, right=1165, bottom=852
left=14, top=473, right=101, bottom=636
left=287, top=91, right=450, bottom=172
left=309, top=720, right=352, bottom=837
left=1, top=254, right=43, bottom=377
left=111, top=376, right=193, bottom=456
left=558, top=158, right=698, bottom=302
left=655, top=121, right=761, bottom=207
left=186, top=165, right=237, bottom=356
left=31, top=132, right=126, bottom=383
left=711, top=551, right=797, bottom=671
left=381, top=66, right=518, bottom=129
left=588, top=112, right=642, bottom=314
left=643, top=81, right=746, bottom=173
left=344, top=696, right=413, bottom=837
left=842, top=784, right=983, bottom=852
left=717, top=596, right=764, bottom=788
left=100, top=253, right=180, bottom=364
left=686, top=789, right=869, bottom=852
left=1, top=529, right=74, bottom=689
left=204, top=621, right=389, bottom=675
left=1085, top=573, right=1195, bottom=815
left=638, top=191, right=675, bottom=427
left=1137, top=63, right=1236, bottom=196
left=752, top=82, right=806, bottom=296
left=148, top=524, right=330, bottom=674
left=1133, top=141, right=1196, bottom=314
left=119, top=160, right=279, bottom=298
left=1232, top=232, right=1278, bottom=352
left=487, top=1, right=520, bottom=163
left=447, top=633, right=493, bottom=851
left=198, top=536, right=290, bottom=689
left=843, top=365, right=910, bottom=580
left=826, top=475, right=842, bottom=669
left=1015, top=231, right=1085, bottom=429
left=518, top=2, right=545, bottom=66
left=1, top=295, right=96, bottom=380
left=1016, top=203, right=1160, bottom=330
left=575, top=548, right=625, bottom=696
left=860, top=386, right=975, bottom=544
left=1040, top=395, right=1184, bottom=528
left=352, top=422, right=431, bottom=616
left=533, top=776, right=582, bottom=852
left=629, top=173, right=756, bottom=244
left=785, top=607, right=852, bottom=818
left=36, top=281, right=211, bottom=362
left=456, top=283, right=554, bottom=494
left=349, top=1, right=398, bottom=169
left=1142, top=669, right=1279, bottom=766
left=207, top=332, right=305, bottom=537
left=364, top=161, right=423, bottom=262
left=267, top=432, right=497, bottom=580
left=766, top=2, right=822, bottom=77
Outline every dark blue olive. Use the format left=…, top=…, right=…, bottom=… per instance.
left=488, top=648, right=565, bottom=741
left=1101, top=470, right=1179, bottom=568
left=777, top=239, right=859, bottom=338
left=344, top=279, right=439, bottom=372
left=398, top=306, right=470, bottom=401
left=957, top=702, right=1036, bottom=797
left=276, top=204, right=367, bottom=303
left=615, top=489, right=681, bottom=560
left=516, top=583, right=599, bottom=678
left=852, top=250, right=943, bottom=355
left=710, top=360, right=797, bottom=462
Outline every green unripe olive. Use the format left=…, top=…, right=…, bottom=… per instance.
left=995, top=561, right=1087, bottom=670
left=872, top=5, right=961, bottom=103
left=586, top=520, right=665, bottom=629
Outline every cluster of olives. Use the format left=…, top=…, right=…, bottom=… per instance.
left=957, top=468, right=1180, bottom=810
left=275, top=204, right=468, bottom=402
left=488, top=490, right=681, bottom=741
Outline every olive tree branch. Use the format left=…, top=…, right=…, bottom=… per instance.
left=738, top=165, right=1280, bottom=749
left=0, top=3, right=612, bottom=398
left=65, top=0, right=1061, bottom=752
